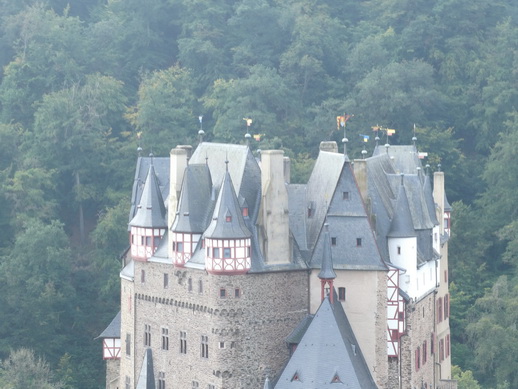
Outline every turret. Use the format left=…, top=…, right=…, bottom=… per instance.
left=129, top=161, right=167, bottom=261
left=204, top=162, right=252, bottom=274
left=387, top=174, right=417, bottom=295
left=318, top=224, right=336, bottom=304
left=171, top=164, right=212, bottom=267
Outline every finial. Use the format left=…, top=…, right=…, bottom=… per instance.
left=245, top=132, right=251, bottom=148
left=149, top=152, right=154, bottom=165
left=437, top=163, right=442, bottom=172
left=375, top=136, right=380, bottom=146
left=225, top=152, right=229, bottom=171
left=361, top=149, right=367, bottom=159
left=137, top=146, right=143, bottom=157
left=385, top=143, right=390, bottom=154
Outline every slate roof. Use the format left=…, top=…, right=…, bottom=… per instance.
left=318, top=225, right=336, bottom=279
left=388, top=176, right=416, bottom=238
left=136, top=348, right=155, bottom=389
left=129, top=163, right=167, bottom=228
left=274, top=295, right=377, bottom=389
left=366, top=145, right=438, bottom=263
left=307, top=161, right=386, bottom=271
left=204, top=166, right=251, bottom=239
left=97, top=311, right=121, bottom=339
left=129, top=157, right=169, bottom=228
left=171, top=163, right=213, bottom=233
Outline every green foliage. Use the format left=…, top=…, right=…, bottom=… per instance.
left=0, top=348, right=63, bottom=389
left=467, top=276, right=518, bottom=387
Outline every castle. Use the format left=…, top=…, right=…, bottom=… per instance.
left=98, top=136, right=456, bottom=389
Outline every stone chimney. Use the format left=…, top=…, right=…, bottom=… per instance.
left=283, top=156, right=291, bottom=184
left=433, top=171, right=445, bottom=234
left=260, top=150, right=290, bottom=264
left=353, top=159, right=368, bottom=204
left=319, top=141, right=338, bottom=153
left=168, top=147, right=188, bottom=229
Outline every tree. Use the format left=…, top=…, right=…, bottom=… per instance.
left=0, top=348, right=63, bottom=389
left=126, top=65, right=198, bottom=155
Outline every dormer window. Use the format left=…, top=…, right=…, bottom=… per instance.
left=331, top=237, right=337, bottom=246
left=242, top=207, right=249, bottom=217
left=342, top=191, right=349, bottom=200
left=356, top=238, right=362, bottom=247
left=331, top=374, right=342, bottom=383
left=226, top=215, right=232, bottom=222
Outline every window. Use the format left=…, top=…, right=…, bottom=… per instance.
left=177, top=242, right=183, bottom=252
left=201, top=335, right=209, bottom=358
left=225, top=215, right=232, bottom=222
left=415, top=346, right=421, bottom=371
left=192, top=381, right=199, bottom=388
left=141, top=269, right=145, bottom=283
left=158, top=372, right=165, bottom=389
left=444, top=294, right=449, bottom=319
left=223, top=248, right=231, bottom=258
left=188, top=278, right=193, bottom=292
left=242, top=207, right=249, bottom=217
left=126, top=333, right=131, bottom=356
left=125, top=376, right=131, bottom=389
left=208, top=385, right=216, bottom=389
left=422, top=341, right=427, bottom=364
left=144, top=324, right=151, bottom=347
left=220, top=288, right=226, bottom=298
left=235, top=288, right=241, bottom=298
left=180, top=331, right=187, bottom=354
left=331, top=237, right=337, bottom=246
left=338, top=287, right=346, bottom=301
left=199, top=279, right=203, bottom=294
left=397, top=246, right=401, bottom=255
left=219, top=342, right=225, bottom=349
left=213, top=248, right=220, bottom=258
left=342, top=191, right=349, bottom=200
left=356, top=238, right=362, bottom=247
left=444, top=270, right=448, bottom=283
left=164, top=273, right=169, bottom=288
left=437, top=298, right=443, bottom=323
left=430, top=333, right=435, bottom=355
left=162, top=328, right=169, bottom=350
left=146, top=236, right=152, bottom=246
left=439, top=338, right=445, bottom=362
left=446, top=334, right=450, bottom=358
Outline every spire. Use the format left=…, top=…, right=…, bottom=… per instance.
left=388, top=174, right=416, bottom=238
left=130, top=162, right=167, bottom=228
left=263, top=376, right=273, bottom=389
left=318, top=224, right=336, bottom=280
left=136, top=348, right=155, bottom=389
left=204, top=165, right=251, bottom=239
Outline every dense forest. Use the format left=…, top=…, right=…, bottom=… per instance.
left=0, top=0, right=516, bottom=387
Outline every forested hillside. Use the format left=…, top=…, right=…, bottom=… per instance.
left=0, top=0, right=516, bottom=387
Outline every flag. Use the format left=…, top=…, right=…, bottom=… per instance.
left=418, top=152, right=428, bottom=159
left=360, top=134, right=370, bottom=142
left=243, top=118, right=253, bottom=127
left=336, top=115, right=345, bottom=130
left=386, top=128, right=396, bottom=136
left=371, top=126, right=380, bottom=131
left=253, top=134, right=262, bottom=141
left=198, top=115, right=203, bottom=123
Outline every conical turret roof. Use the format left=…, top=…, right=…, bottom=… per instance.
left=204, top=166, right=251, bottom=239
left=130, top=163, right=167, bottom=228
left=388, top=175, right=416, bottom=238
left=318, top=224, right=336, bottom=280
left=136, top=348, right=155, bottom=389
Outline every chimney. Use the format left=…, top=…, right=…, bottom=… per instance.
left=283, top=156, right=291, bottom=184
left=260, top=150, right=290, bottom=264
left=433, top=171, right=445, bottom=234
left=319, top=141, right=338, bottom=153
left=168, top=147, right=188, bottom=228
left=353, top=159, right=368, bottom=204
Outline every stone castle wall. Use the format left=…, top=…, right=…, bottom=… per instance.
left=128, top=260, right=309, bottom=388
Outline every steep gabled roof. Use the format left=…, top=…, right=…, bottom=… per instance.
left=204, top=167, right=251, bottom=239
left=129, top=163, right=167, bottom=228
left=171, top=163, right=213, bottom=233
left=309, top=162, right=386, bottom=271
left=274, top=296, right=377, bottom=388
left=97, top=311, right=121, bottom=339
left=136, top=348, right=155, bottom=389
